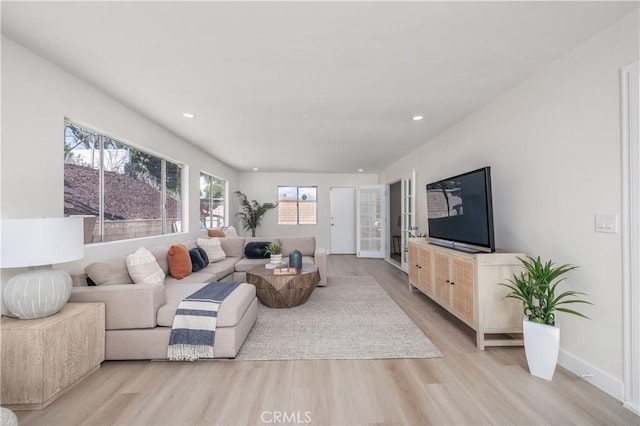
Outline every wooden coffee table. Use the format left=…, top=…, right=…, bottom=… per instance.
left=245, top=264, right=320, bottom=308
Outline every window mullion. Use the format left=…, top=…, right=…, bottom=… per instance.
left=209, top=176, right=214, bottom=227
left=98, top=136, right=105, bottom=242
left=297, top=187, right=301, bottom=225
left=161, top=159, right=167, bottom=234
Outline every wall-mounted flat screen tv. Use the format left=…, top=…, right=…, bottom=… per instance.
left=426, top=167, right=495, bottom=253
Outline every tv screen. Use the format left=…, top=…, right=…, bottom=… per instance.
left=426, top=167, right=495, bottom=253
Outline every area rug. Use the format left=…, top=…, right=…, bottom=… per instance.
left=234, top=276, right=442, bottom=361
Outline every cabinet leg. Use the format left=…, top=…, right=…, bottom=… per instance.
left=476, top=332, right=485, bottom=350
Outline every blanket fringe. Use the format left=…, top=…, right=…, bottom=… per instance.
left=168, top=344, right=214, bottom=361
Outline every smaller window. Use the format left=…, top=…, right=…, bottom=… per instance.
left=200, top=172, right=228, bottom=229
left=278, top=186, right=317, bottom=225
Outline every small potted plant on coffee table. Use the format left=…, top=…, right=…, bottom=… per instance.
left=265, top=242, right=283, bottom=265
left=499, top=255, right=592, bottom=380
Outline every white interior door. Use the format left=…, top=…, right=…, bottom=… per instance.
left=357, top=185, right=387, bottom=258
left=400, top=170, right=417, bottom=271
left=622, top=61, right=640, bottom=414
left=330, top=187, right=356, bottom=254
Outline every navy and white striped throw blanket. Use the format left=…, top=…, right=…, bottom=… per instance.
left=167, top=281, right=241, bottom=361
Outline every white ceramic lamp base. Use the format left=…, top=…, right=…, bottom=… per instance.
left=3, top=266, right=72, bottom=319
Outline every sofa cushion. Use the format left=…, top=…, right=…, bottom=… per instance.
left=164, top=268, right=218, bottom=285
left=201, top=257, right=238, bottom=280
left=234, top=257, right=269, bottom=272
left=189, top=247, right=209, bottom=272
left=218, top=237, right=245, bottom=258
left=85, top=256, right=133, bottom=286
left=148, top=246, right=169, bottom=274
left=223, top=226, right=238, bottom=237
left=70, top=283, right=165, bottom=330
left=168, top=244, right=192, bottom=279
left=157, top=282, right=256, bottom=327
left=126, top=247, right=166, bottom=284
left=281, top=237, right=316, bottom=256
left=197, top=238, right=226, bottom=262
left=244, top=241, right=270, bottom=259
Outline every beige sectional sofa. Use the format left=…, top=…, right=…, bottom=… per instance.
left=70, top=236, right=326, bottom=360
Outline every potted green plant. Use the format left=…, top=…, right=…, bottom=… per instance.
left=234, top=191, right=277, bottom=237
left=500, top=255, right=592, bottom=380
left=265, top=242, right=283, bottom=265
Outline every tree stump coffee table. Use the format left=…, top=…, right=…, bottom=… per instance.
left=246, top=265, right=320, bottom=308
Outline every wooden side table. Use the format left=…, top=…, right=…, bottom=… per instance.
left=1, top=302, right=105, bottom=410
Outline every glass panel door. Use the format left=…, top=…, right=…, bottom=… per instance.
left=357, top=185, right=386, bottom=258
left=400, top=171, right=416, bottom=271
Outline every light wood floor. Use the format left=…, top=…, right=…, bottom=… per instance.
left=15, top=255, right=639, bottom=425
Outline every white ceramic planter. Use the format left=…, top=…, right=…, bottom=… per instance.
left=523, top=319, right=560, bottom=380
left=270, top=254, right=283, bottom=265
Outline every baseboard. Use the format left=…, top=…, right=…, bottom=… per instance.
left=558, top=349, right=623, bottom=401
left=623, top=401, right=640, bottom=415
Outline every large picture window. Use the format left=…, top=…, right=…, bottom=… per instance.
left=200, top=172, right=227, bottom=229
left=278, top=186, right=317, bottom=225
left=64, top=120, right=183, bottom=243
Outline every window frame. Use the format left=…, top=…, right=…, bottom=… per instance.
left=277, top=186, right=318, bottom=225
left=199, top=171, right=229, bottom=230
left=64, top=119, right=185, bottom=243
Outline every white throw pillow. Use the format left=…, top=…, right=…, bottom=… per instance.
left=126, top=247, right=166, bottom=284
left=197, top=238, right=226, bottom=263
left=223, top=226, right=238, bottom=237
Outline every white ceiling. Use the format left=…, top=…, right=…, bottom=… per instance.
left=2, top=1, right=637, bottom=173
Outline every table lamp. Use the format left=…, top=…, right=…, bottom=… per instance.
left=1, top=217, right=84, bottom=319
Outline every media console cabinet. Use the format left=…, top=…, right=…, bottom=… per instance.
left=408, top=239, right=525, bottom=350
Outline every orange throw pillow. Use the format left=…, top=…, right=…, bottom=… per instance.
left=168, top=244, right=192, bottom=279
left=207, top=228, right=226, bottom=237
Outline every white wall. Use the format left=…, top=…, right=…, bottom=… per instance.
left=238, top=172, right=378, bottom=250
left=1, top=36, right=238, bottom=278
left=380, top=11, right=639, bottom=398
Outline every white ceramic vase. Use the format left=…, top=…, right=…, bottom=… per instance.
left=270, top=254, right=283, bottom=265
left=523, top=319, right=560, bottom=380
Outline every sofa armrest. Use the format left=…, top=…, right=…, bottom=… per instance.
left=315, top=248, right=327, bottom=286
left=70, top=283, right=166, bottom=330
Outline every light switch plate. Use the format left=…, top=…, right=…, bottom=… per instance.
left=595, top=214, right=618, bottom=233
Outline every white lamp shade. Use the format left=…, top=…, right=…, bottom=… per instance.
left=1, top=217, right=84, bottom=267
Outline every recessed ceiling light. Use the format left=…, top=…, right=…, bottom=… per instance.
left=182, top=113, right=195, bottom=119
left=412, top=115, right=424, bottom=121
left=358, top=169, right=364, bottom=172
left=253, top=167, right=259, bottom=171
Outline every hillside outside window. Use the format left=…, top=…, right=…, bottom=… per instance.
left=63, top=120, right=183, bottom=243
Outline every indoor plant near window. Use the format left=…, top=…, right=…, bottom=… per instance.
left=234, top=191, right=277, bottom=237
left=500, top=255, right=592, bottom=380
left=265, top=242, right=283, bottom=265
